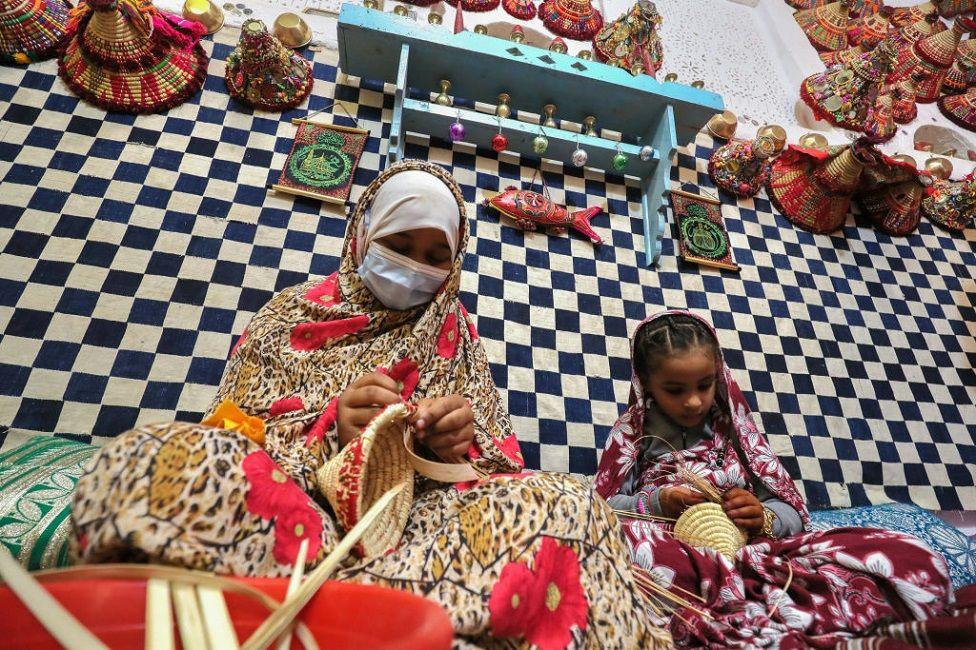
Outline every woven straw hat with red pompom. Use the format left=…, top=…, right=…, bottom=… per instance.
left=57, top=0, right=209, bottom=114
left=1, top=0, right=70, bottom=64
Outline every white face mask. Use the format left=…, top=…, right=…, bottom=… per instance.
left=357, top=243, right=450, bottom=310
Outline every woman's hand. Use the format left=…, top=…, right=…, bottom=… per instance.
left=722, top=487, right=764, bottom=534
left=659, top=486, right=707, bottom=519
left=408, top=395, right=474, bottom=463
left=337, top=372, right=402, bottom=448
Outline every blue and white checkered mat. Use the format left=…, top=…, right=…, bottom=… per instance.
left=1, top=29, right=975, bottom=512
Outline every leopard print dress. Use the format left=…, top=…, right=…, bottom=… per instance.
left=70, top=161, right=668, bottom=648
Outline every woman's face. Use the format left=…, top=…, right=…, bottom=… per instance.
left=643, top=347, right=716, bottom=429
left=376, top=227, right=453, bottom=269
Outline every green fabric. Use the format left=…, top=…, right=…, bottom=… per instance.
left=0, top=435, right=97, bottom=570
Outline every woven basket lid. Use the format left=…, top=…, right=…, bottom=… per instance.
left=847, top=12, right=889, bottom=48
left=501, top=0, right=536, bottom=20
left=0, top=0, right=70, bottom=63
left=57, top=0, right=208, bottom=114
left=915, top=16, right=967, bottom=67
left=673, top=503, right=746, bottom=561
left=858, top=180, right=924, bottom=235
left=795, top=0, right=850, bottom=51
left=224, top=18, right=313, bottom=112
left=820, top=43, right=864, bottom=66
left=938, top=86, right=976, bottom=131
left=537, top=0, right=603, bottom=41
left=444, top=0, right=502, bottom=12
left=943, top=39, right=976, bottom=92
left=890, top=2, right=938, bottom=27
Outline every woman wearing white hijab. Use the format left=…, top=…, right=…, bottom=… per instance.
left=72, top=161, right=666, bottom=648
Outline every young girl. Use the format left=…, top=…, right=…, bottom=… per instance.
left=595, top=311, right=952, bottom=648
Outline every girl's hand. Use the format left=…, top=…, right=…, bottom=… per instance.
left=408, top=396, right=474, bottom=463
left=722, top=488, right=764, bottom=533
left=659, top=486, right=707, bottom=519
left=337, top=372, right=402, bottom=448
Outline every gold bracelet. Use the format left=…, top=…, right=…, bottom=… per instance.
left=760, top=507, right=776, bottom=538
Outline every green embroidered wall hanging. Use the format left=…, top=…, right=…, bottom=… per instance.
left=273, top=118, right=369, bottom=206
left=670, top=188, right=740, bottom=272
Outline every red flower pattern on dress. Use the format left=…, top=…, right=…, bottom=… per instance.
left=489, top=537, right=588, bottom=650
left=304, top=273, right=341, bottom=306
left=460, top=303, right=479, bottom=340
left=241, top=451, right=308, bottom=520
left=380, top=357, right=420, bottom=400
left=304, top=397, right=339, bottom=447
left=230, top=328, right=248, bottom=358
left=268, top=396, right=304, bottom=417
left=272, top=500, right=324, bottom=565
left=290, top=315, right=370, bottom=351
left=436, top=313, right=460, bottom=359
left=496, top=434, right=523, bottom=464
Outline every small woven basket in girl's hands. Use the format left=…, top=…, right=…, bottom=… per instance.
left=673, top=503, right=747, bottom=560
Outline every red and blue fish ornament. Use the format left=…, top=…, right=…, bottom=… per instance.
left=483, top=186, right=604, bottom=245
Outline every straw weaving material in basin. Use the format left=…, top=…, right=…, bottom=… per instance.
left=673, top=503, right=746, bottom=561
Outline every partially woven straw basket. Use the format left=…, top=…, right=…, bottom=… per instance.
left=673, top=503, right=746, bottom=561
left=316, top=403, right=414, bottom=559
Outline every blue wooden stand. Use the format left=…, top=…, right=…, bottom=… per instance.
left=336, top=4, right=724, bottom=266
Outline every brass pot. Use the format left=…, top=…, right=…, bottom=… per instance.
left=273, top=12, right=312, bottom=48
left=183, top=0, right=224, bottom=35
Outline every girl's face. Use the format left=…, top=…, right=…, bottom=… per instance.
left=643, top=346, right=716, bottom=429
left=376, top=227, right=453, bottom=269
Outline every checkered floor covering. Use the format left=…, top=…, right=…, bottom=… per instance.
left=1, top=29, right=975, bottom=512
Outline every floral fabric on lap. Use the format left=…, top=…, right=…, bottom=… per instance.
left=810, top=503, right=976, bottom=591
left=0, top=435, right=96, bottom=570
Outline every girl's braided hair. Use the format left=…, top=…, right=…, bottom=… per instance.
left=633, top=314, right=720, bottom=383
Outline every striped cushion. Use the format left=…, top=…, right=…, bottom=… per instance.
left=0, top=436, right=97, bottom=570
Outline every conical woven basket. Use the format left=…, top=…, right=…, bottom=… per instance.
left=858, top=180, right=923, bottom=236
left=58, top=0, right=208, bottom=114
left=938, top=86, right=976, bottom=131
left=224, top=18, right=313, bottom=111
left=316, top=402, right=415, bottom=559
left=0, top=0, right=70, bottom=63
left=537, top=0, right=603, bottom=41
left=673, top=503, right=746, bottom=561
left=795, top=0, right=850, bottom=52
left=942, top=40, right=976, bottom=94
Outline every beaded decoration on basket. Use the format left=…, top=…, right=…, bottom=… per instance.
left=856, top=154, right=927, bottom=236
left=708, top=134, right=780, bottom=199
left=57, top=0, right=209, bottom=114
left=444, top=0, right=501, bottom=12
left=935, top=0, right=976, bottom=17
left=225, top=18, right=313, bottom=112
left=921, top=173, right=976, bottom=231
left=537, top=0, right=603, bottom=41
left=592, top=0, right=663, bottom=76
left=501, top=0, right=536, bottom=20
left=794, top=0, right=850, bottom=52
left=673, top=503, right=747, bottom=561
left=891, top=76, right=920, bottom=123
left=767, top=139, right=881, bottom=234
left=0, top=0, right=70, bottom=64
left=800, top=38, right=896, bottom=132
left=939, top=86, right=976, bottom=131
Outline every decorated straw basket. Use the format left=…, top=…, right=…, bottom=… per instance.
left=316, top=402, right=483, bottom=560
left=673, top=502, right=747, bottom=560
